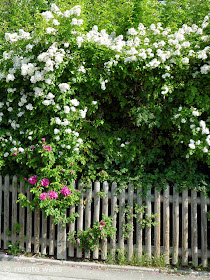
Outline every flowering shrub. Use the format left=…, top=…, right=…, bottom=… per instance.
left=67, top=215, right=116, bottom=251
left=0, top=0, right=209, bottom=217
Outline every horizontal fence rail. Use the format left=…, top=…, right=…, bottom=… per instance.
left=0, top=175, right=209, bottom=266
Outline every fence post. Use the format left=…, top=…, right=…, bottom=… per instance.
left=26, top=187, right=32, bottom=253
left=154, top=188, right=160, bottom=258
left=119, top=186, right=125, bottom=253
left=68, top=181, right=75, bottom=258
left=201, top=193, right=207, bottom=267
left=136, top=187, right=143, bottom=259
left=57, top=221, right=67, bottom=260
left=145, top=187, right=151, bottom=260
left=19, top=180, right=25, bottom=250
left=172, top=186, right=179, bottom=265
left=182, top=189, right=188, bottom=266
left=101, top=181, right=109, bottom=260
left=191, top=188, right=198, bottom=267
left=49, top=216, right=55, bottom=256
left=110, top=182, right=117, bottom=259
left=128, top=183, right=134, bottom=261
left=163, top=185, right=170, bottom=264
left=76, top=181, right=84, bottom=258
left=4, top=175, right=9, bottom=249
left=93, top=181, right=100, bottom=260
left=84, top=183, right=92, bottom=259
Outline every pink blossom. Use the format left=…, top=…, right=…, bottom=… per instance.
left=13, top=152, right=17, bottom=156
left=41, top=178, right=50, bottom=187
left=100, top=221, right=105, bottom=226
left=40, top=193, right=48, bottom=200
left=48, top=190, right=58, bottom=199
left=42, top=138, right=46, bottom=142
left=70, top=170, right=74, bottom=175
left=77, top=238, right=80, bottom=244
left=101, top=232, right=105, bottom=237
left=43, top=145, right=52, bottom=151
left=101, top=170, right=105, bottom=175
left=28, top=176, right=38, bottom=185
left=61, top=186, right=71, bottom=196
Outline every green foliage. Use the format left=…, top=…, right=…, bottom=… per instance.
left=67, top=214, right=116, bottom=251
left=0, top=1, right=209, bottom=226
left=7, top=241, right=23, bottom=256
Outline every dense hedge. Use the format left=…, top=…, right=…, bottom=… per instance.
left=0, top=1, right=209, bottom=198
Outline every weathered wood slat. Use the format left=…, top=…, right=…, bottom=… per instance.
left=119, top=186, right=125, bottom=252
left=163, top=185, right=170, bottom=264
left=172, top=186, right=179, bottom=265
left=110, top=182, right=117, bottom=259
left=128, top=184, right=134, bottom=261
left=101, top=181, right=109, bottom=260
left=41, top=214, right=47, bottom=255
left=93, top=181, right=100, bottom=260
left=57, top=220, right=66, bottom=260
left=34, top=208, right=40, bottom=253
left=191, top=189, right=198, bottom=267
left=68, top=181, right=75, bottom=257
left=154, top=188, right=160, bottom=258
left=26, top=187, right=32, bottom=252
left=201, top=193, right=207, bottom=267
left=76, top=182, right=84, bottom=258
left=145, top=188, right=151, bottom=260
left=136, top=188, right=143, bottom=258
left=11, top=176, right=18, bottom=246
left=19, top=181, right=25, bottom=250
left=182, top=189, right=188, bottom=266
left=4, top=175, right=10, bottom=249
left=84, top=185, right=92, bottom=259
left=49, top=216, right=55, bottom=256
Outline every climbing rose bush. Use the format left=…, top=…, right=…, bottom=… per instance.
left=0, top=2, right=209, bottom=221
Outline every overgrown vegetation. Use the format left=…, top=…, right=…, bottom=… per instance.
left=0, top=1, right=209, bottom=223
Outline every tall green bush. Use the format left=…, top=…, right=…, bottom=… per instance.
left=0, top=1, right=209, bottom=223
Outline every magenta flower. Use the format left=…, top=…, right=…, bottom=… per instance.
left=48, top=191, right=58, bottom=199
left=13, top=152, right=17, bottom=156
left=77, top=238, right=80, bottom=244
left=61, top=186, right=71, bottom=196
left=42, top=138, right=46, bottom=142
left=28, top=176, right=38, bottom=185
left=43, top=145, right=52, bottom=151
left=41, top=178, right=50, bottom=187
left=40, top=193, right=48, bottom=200
left=100, top=221, right=105, bottom=226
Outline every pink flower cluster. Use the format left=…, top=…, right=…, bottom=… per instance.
left=28, top=176, right=38, bottom=185
left=48, top=191, right=58, bottom=199
left=43, top=145, right=52, bottom=152
left=40, top=193, right=48, bottom=200
left=99, top=221, right=105, bottom=230
left=41, top=178, right=50, bottom=187
left=61, top=186, right=71, bottom=196
left=39, top=190, right=58, bottom=200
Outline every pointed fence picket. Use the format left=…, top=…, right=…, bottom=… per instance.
left=0, top=175, right=209, bottom=266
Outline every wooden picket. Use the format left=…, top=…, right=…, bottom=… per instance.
left=163, top=186, right=170, bottom=264
left=0, top=175, right=209, bottom=267
left=172, top=186, right=179, bottom=265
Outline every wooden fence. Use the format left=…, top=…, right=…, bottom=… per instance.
left=0, top=175, right=209, bottom=266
